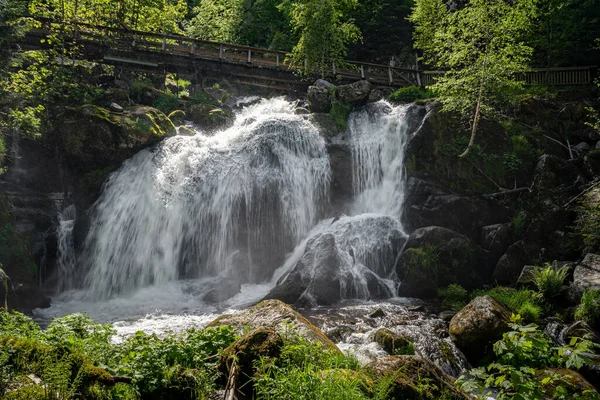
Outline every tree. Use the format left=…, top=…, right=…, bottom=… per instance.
left=411, top=0, right=536, bottom=158
left=280, top=0, right=362, bottom=75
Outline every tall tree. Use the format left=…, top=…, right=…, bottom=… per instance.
left=281, top=0, right=362, bottom=75
left=411, top=0, right=536, bottom=158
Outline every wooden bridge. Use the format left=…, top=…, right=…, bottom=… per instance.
left=18, top=19, right=598, bottom=92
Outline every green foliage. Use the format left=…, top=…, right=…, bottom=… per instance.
left=153, top=92, right=180, bottom=115
left=511, top=211, right=527, bottom=238
left=575, top=188, right=600, bottom=252
left=438, top=284, right=468, bottom=311
left=531, top=264, right=569, bottom=300
left=0, top=311, right=41, bottom=338
left=281, top=0, right=362, bottom=75
left=252, top=337, right=370, bottom=400
left=388, top=86, right=432, bottom=103
left=473, top=287, right=543, bottom=322
left=457, top=314, right=600, bottom=399
left=7, top=105, right=45, bottom=138
left=330, top=101, right=352, bottom=129
left=411, top=0, right=536, bottom=156
left=575, top=289, right=600, bottom=328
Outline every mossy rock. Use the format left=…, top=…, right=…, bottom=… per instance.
left=374, top=328, right=416, bottom=356
left=365, top=355, right=471, bottom=400
left=311, top=113, right=346, bottom=138
left=208, top=299, right=339, bottom=352
left=535, top=368, right=599, bottom=399
left=187, top=104, right=233, bottom=130
left=58, top=104, right=176, bottom=173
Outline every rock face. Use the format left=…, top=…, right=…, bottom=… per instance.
left=0, top=190, right=50, bottom=311
left=396, top=226, right=481, bottom=298
left=208, top=299, right=339, bottom=350
left=365, top=356, right=471, bottom=400
left=335, top=80, right=372, bottom=106
left=449, top=296, right=512, bottom=362
left=264, top=215, right=403, bottom=307
left=493, top=241, right=536, bottom=285
left=58, top=104, right=176, bottom=173
left=573, top=253, right=600, bottom=293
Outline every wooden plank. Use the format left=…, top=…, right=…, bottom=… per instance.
left=103, top=55, right=158, bottom=67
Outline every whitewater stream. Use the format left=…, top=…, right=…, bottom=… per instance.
left=34, top=97, right=467, bottom=375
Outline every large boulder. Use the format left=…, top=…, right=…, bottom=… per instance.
left=335, top=80, right=372, bottom=106
left=57, top=104, right=176, bottom=173
left=449, top=296, right=512, bottom=362
left=208, top=299, right=339, bottom=350
left=265, top=215, right=404, bottom=306
left=396, top=226, right=482, bottom=298
left=326, top=143, right=353, bottom=212
left=573, top=253, right=600, bottom=294
left=364, top=356, right=471, bottom=400
left=493, top=240, right=537, bottom=285
left=480, top=223, right=512, bottom=263
left=307, top=84, right=332, bottom=113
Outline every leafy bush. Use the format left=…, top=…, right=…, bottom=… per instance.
left=438, top=284, right=468, bottom=311
left=189, top=91, right=218, bottom=106
left=531, top=264, right=569, bottom=299
left=575, top=189, right=600, bottom=252
left=457, top=314, right=600, bottom=400
left=153, top=92, right=180, bottom=115
left=575, top=288, right=600, bottom=328
left=473, top=287, right=543, bottom=322
left=388, top=86, right=433, bottom=103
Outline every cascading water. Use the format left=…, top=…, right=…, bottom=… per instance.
left=56, top=204, right=77, bottom=291
left=270, top=102, right=420, bottom=305
left=82, top=98, right=330, bottom=300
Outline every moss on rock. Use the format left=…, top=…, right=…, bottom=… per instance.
left=374, top=328, right=416, bottom=356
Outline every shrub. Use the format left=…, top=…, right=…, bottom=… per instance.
left=575, top=189, right=600, bottom=252
left=153, top=92, right=180, bottom=115
left=330, top=101, right=352, bottom=129
left=473, top=287, right=543, bottom=322
left=457, top=314, right=600, bottom=400
left=388, top=86, right=433, bottom=103
left=438, top=284, right=468, bottom=311
left=531, top=264, right=569, bottom=300
left=575, top=288, right=600, bottom=328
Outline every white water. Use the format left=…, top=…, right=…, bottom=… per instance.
left=82, top=98, right=330, bottom=299
left=56, top=204, right=76, bottom=292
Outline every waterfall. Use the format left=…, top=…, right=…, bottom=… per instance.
left=56, top=205, right=77, bottom=291
left=270, top=102, right=420, bottom=305
left=82, top=98, right=330, bottom=300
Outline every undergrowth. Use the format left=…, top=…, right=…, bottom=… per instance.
left=472, top=287, right=543, bottom=322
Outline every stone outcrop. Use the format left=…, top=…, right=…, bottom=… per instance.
left=208, top=299, right=339, bottom=351
left=449, top=296, right=512, bottom=362
left=573, top=253, right=600, bottom=294
left=365, top=356, right=472, bottom=399
left=396, top=226, right=482, bottom=298
left=307, top=83, right=332, bottom=113
left=335, top=80, right=372, bottom=106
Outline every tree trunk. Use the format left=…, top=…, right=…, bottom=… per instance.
left=458, top=82, right=484, bottom=158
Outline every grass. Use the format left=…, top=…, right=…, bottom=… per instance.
left=472, top=286, right=543, bottom=322
left=438, top=284, right=468, bottom=311
left=575, top=288, right=600, bottom=329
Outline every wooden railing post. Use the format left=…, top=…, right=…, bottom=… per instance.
left=190, top=41, right=195, bottom=55
left=276, top=53, right=280, bottom=67
left=162, top=36, right=166, bottom=51
left=219, top=43, right=224, bottom=59
left=333, top=63, right=336, bottom=75
left=360, top=65, right=365, bottom=79
left=132, top=34, right=137, bottom=48
left=388, top=67, right=393, bottom=85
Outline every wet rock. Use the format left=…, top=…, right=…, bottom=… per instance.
left=265, top=216, right=402, bottom=306
left=314, top=79, right=335, bottom=88
left=307, top=85, right=332, bottom=113
left=449, top=295, right=512, bottom=362
left=327, top=143, right=353, bottom=212
left=188, top=104, right=233, bottom=130
left=368, top=87, right=394, bottom=103
left=109, top=102, right=123, bottom=113
left=439, top=310, right=457, bottom=322
left=178, top=126, right=196, bottom=136
left=364, top=355, right=471, bottom=399
left=200, top=276, right=241, bottom=303
left=311, top=113, right=345, bottom=138
left=208, top=299, right=339, bottom=350
left=493, top=241, right=537, bottom=285
left=335, top=80, right=372, bottom=106
left=219, top=327, right=283, bottom=397
left=374, top=328, right=415, bottom=355
left=573, top=253, right=600, bottom=294
left=369, top=308, right=386, bottom=318
left=396, top=226, right=481, bottom=298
